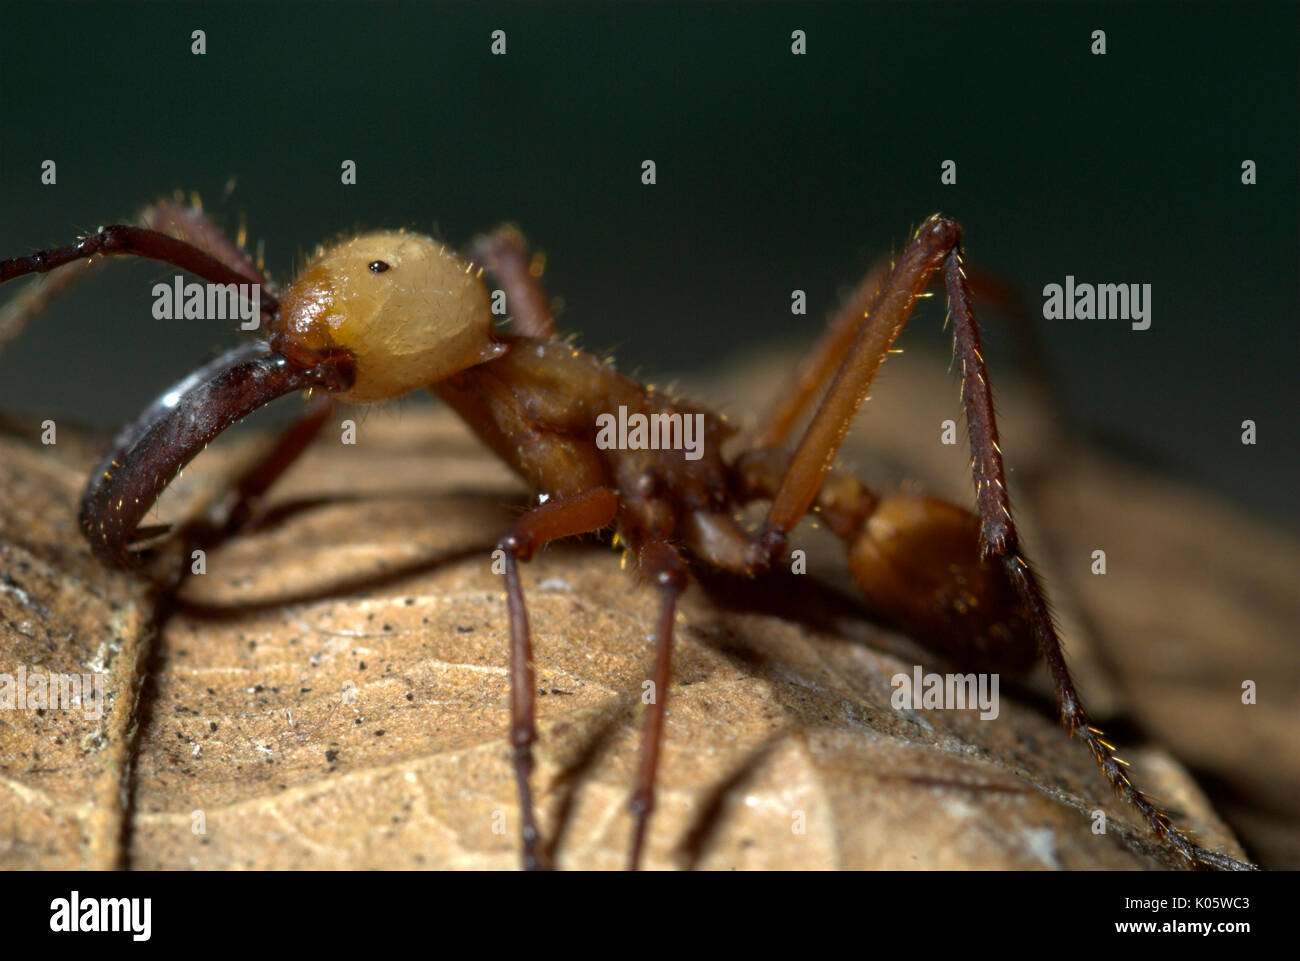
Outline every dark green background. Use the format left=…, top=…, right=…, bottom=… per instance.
left=1, top=1, right=1296, bottom=526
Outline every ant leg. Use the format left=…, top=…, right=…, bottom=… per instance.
left=467, top=225, right=557, bottom=338
left=755, top=215, right=960, bottom=555
left=627, top=539, right=687, bottom=870
left=755, top=251, right=1039, bottom=451
left=0, top=224, right=276, bottom=318
left=752, top=215, right=1253, bottom=870
left=939, top=254, right=1253, bottom=870
left=0, top=199, right=269, bottom=356
left=497, top=488, right=619, bottom=869
left=755, top=257, right=890, bottom=448
left=138, top=197, right=273, bottom=293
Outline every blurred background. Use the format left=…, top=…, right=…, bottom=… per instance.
left=0, top=0, right=1295, bottom=529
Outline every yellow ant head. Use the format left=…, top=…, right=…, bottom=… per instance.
left=274, top=231, right=506, bottom=402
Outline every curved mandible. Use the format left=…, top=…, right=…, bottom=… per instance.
left=78, top=342, right=342, bottom=568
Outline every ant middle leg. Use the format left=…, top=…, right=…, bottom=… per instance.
left=497, top=487, right=620, bottom=869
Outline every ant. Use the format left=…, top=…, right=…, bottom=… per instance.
left=0, top=200, right=1254, bottom=871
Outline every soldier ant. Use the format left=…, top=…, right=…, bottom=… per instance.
left=0, top=201, right=1255, bottom=871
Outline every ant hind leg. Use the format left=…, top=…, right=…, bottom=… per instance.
left=746, top=215, right=1253, bottom=870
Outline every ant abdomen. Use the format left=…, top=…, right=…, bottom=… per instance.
left=845, top=495, right=1039, bottom=673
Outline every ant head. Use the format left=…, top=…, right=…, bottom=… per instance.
left=273, top=231, right=506, bottom=403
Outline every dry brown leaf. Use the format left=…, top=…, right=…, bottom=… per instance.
left=3, top=349, right=1286, bottom=870
left=0, top=427, right=152, bottom=869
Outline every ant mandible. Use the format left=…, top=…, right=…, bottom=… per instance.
left=0, top=200, right=1254, bottom=871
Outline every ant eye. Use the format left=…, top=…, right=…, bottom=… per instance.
left=368, top=260, right=391, bottom=273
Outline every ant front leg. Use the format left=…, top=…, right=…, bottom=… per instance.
left=497, top=488, right=619, bottom=869
left=137, top=197, right=274, bottom=294
left=0, top=224, right=275, bottom=319
left=0, top=199, right=271, bottom=355
left=750, top=215, right=1254, bottom=870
